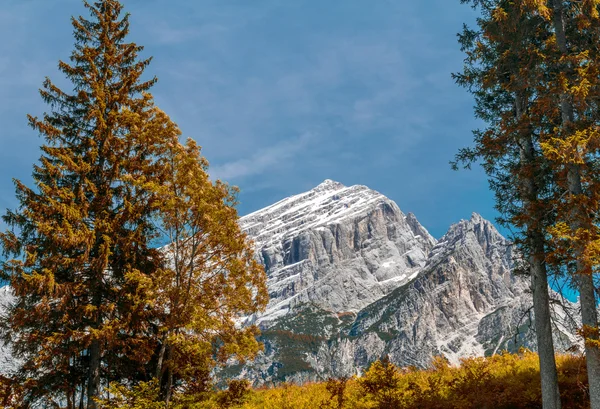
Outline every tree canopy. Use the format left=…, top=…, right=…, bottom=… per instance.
left=0, top=1, right=267, bottom=407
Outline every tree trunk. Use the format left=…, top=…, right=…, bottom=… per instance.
left=576, top=270, right=600, bottom=409
left=79, top=380, right=86, bottom=409
left=530, top=241, right=562, bottom=409
left=567, top=167, right=600, bottom=409
left=87, top=339, right=101, bottom=409
left=165, top=367, right=173, bottom=408
left=550, top=2, right=600, bottom=408
left=67, top=388, right=74, bottom=409
left=87, top=289, right=102, bottom=409
left=159, top=344, right=174, bottom=405
left=517, top=94, right=562, bottom=409
left=156, top=339, right=167, bottom=379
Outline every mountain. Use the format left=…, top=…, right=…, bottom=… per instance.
left=240, top=179, right=436, bottom=327
left=0, top=286, right=17, bottom=375
left=230, top=181, right=579, bottom=384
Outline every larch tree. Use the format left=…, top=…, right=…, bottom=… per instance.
left=453, top=1, right=562, bottom=408
left=147, top=138, right=268, bottom=404
left=0, top=1, right=269, bottom=407
left=0, top=1, right=178, bottom=407
left=536, top=1, right=600, bottom=407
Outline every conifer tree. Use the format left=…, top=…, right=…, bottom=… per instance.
left=453, top=1, right=562, bottom=408
left=535, top=1, right=600, bottom=407
left=0, top=1, right=177, bottom=407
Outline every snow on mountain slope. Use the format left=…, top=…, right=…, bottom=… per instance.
left=345, top=213, right=525, bottom=365
left=240, top=180, right=436, bottom=326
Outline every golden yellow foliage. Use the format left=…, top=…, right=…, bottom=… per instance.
left=145, top=137, right=268, bottom=401
left=96, top=381, right=166, bottom=409
left=0, top=1, right=269, bottom=407
left=201, top=352, right=589, bottom=409
left=94, top=352, right=592, bottom=409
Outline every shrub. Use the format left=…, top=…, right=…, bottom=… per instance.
left=358, top=356, right=403, bottom=409
left=116, top=351, right=591, bottom=409
left=319, top=376, right=349, bottom=409
left=96, top=380, right=166, bottom=409
left=216, top=379, right=252, bottom=408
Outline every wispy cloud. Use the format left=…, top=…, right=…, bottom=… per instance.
left=151, top=25, right=425, bottom=168
left=0, top=0, right=491, bottom=238
left=209, top=132, right=315, bottom=181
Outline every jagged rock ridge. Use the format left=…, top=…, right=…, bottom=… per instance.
left=240, top=179, right=436, bottom=327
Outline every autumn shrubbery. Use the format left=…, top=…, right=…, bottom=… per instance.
left=91, top=351, right=589, bottom=409
left=233, top=350, right=589, bottom=409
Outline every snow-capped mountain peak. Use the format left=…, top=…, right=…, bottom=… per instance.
left=240, top=180, right=436, bottom=326
left=240, top=180, right=393, bottom=249
left=312, top=178, right=345, bottom=192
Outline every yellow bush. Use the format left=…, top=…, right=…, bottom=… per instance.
left=96, top=380, right=166, bottom=409
left=228, top=351, right=590, bottom=409
left=99, top=352, right=592, bottom=409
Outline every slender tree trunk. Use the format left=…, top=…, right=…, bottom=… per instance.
left=67, top=389, right=74, bottom=409
left=517, top=94, right=562, bottom=409
left=576, top=270, right=600, bottom=408
left=155, top=334, right=167, bottom=379
left=87, top=290, right=102, bottom=409
left=567, top=168, right=600, bottom=409
left=79, top=380, right=86, bottom=409
left=550, top=2, right=600, bottom=408
left=160, top=345, right=174, bottom=406
left=530, top=236, right=562, bottom=409
left=165, top=367, right=173, bottom=408
left=87, top=339, right=101, bottom=409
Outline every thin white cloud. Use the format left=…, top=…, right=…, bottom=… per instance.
left=209, top=132, right=315, bottom=181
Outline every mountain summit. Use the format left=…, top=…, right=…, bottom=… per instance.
left=240, top=180, right=436, bottom=326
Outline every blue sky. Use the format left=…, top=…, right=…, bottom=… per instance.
left=0, top=0, right=492, bottom=240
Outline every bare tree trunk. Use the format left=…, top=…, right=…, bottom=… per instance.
left=87, top=290, right=102, bottom=409
left=159, top=344, right=174, bottom=405
left=155, top=337, right=167, bottom=379
left=165, top=367, right=174, bottom=408
left=530, top=237, right=562, bottom=409
left=67, top=388, right=74, bottom=409
left=87, top=339, right=101, bottom=409
left=517, top=94, right=562, bottom=409
left=567, top=167, right=600, bottom=409
left=79, top=380, right=86, bottom=409
left=550, top=2, right=600, bottom=408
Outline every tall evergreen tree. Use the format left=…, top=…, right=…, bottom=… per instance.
left=453, top=1, right=562, bottom=408
left=536, top=1, right=600, bottom=407
left=0, top=1, right=176, bottom=407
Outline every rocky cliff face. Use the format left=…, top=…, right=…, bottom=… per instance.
left=240, top=179, right=436, bottom=327
left=340, top=213, right=522, bottom=367
left=232, top=182, right=579, bottom=384
left=316, top=213, right=576, bottom=374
